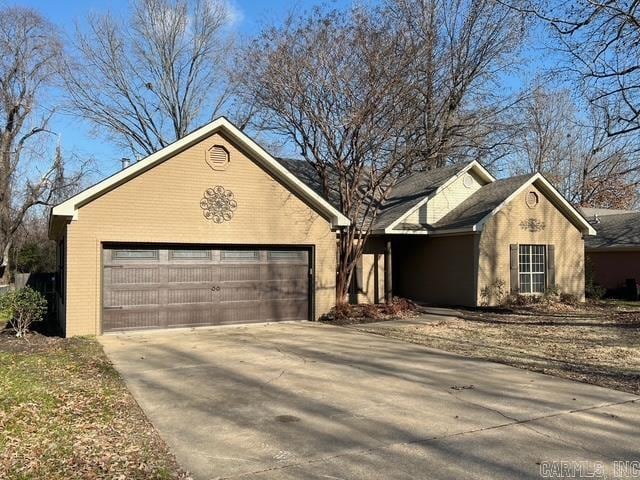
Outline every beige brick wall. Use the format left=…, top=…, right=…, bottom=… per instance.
left=357, top=237, right=386, bottom=304
left=59, top=132, right=338, bottom=336
left=478, top=184, right=585, bottom=305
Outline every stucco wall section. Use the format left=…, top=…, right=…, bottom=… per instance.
left=392, top=234, right=478, bottom=306
left=587, top=250, right=640, bottom=290
left=478, top=184, right=585, bottom=305
left=63, top=132, right=337, bottom=336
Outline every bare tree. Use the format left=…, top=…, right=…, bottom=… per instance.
left=237, top=6, right=420, bottom=302
left=387, top=0, right=528, bottom=169
left=501, top=0, right=640, bottom=139
left=0, top=7, right=85, bottom=283
left=508, top=86, right=640, bottom=208
left=64, top=0, right=235, bottom=157
left=508, top=85, right=576, bottom=175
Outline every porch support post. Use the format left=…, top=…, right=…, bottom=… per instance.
left=384, top=240, right=393, bottom=303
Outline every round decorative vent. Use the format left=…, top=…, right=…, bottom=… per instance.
left=526, top=191, right=539, bottom=209
left=462, top=173, right=474, bottom=188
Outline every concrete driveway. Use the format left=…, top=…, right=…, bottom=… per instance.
left=100, top=322, right=640, bottom=480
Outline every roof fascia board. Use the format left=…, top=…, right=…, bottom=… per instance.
left=51, top=118, right=350, bottom=227
left=383, top=161, right=495, bottom=233
left=386, top=226, right=477, bottom=235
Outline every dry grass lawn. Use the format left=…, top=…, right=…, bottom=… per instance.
left=0, top=328, right=189, bottom=479
left=352, top=301, right=640, bottom=395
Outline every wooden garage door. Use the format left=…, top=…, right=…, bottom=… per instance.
left=102, top=246, right=310, bottom=332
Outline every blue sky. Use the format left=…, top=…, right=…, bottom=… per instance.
left=14, top=0, right=355, bottom=180
left=13, top=0, right=547, bottom=181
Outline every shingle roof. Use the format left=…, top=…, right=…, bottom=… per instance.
left=275, top=157, right=469, bottom=230
left=276, top=158, right=342, bottom=208
left=428, top=175, right=532, bottom=231
left=373, top=163, right=467, bottom=230
left=584, top=212, right=640, bottom=249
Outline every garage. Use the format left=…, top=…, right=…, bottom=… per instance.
left=102, top=246, right=311, bottom=332
left=49, top=118, right=348, bottom=337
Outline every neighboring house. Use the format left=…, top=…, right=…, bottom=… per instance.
left=581, top=208, right=640, bottom=294
left=49, top=117, right=595, bottom=337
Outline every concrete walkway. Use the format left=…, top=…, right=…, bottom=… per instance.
left=100, top=322, right=640, bottom=480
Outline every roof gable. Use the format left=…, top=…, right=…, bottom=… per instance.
left=389, top=173, right=596, bottom=236
left=474, top=173, right=596, bottom=235
left=379, top=161, right=495, bottom=231
left=51, top=118, right=349, bottom=228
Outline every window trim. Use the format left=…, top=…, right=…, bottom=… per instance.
left=169, top=249, right=212, bottom=260
left=518, top=244, right=546, bottom=295
left=267, top=250, right=306, bottom=261
left=220, top=250, right=259, bottom=262
left=111, top=249, right=159, bottom=261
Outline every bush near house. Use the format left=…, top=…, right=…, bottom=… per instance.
left=0, top=287, right=47, bottom=337
left=321, top=297, right=419, bottom=325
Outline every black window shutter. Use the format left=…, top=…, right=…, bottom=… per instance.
left=547, top=245, right=555, bottom=288
left=510, top=244, right=518, bottom=294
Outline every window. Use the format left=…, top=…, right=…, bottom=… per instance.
left=170, top=249, right=211, bottom=260
left=267, top=250, right=305, bottom=261
left=220, top=250, right=259, bottom=261
left=519, top=245, right=546, bottom=294
left=112, top=249, right=159, bottom=260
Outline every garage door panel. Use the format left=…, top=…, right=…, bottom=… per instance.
left=166, top=305, right=217, bottom=327
left=219, top=283, right=261, bottom=302
left=168, top=265, right=219, bottom=283
left=167, top=287, right=215, bottom=304
left=102, top=246, right=310, bottom=332
left=217, top=303, right=262, bottom=324
left=261, top=299, right=307, bottom=321
left=219, top=265, right=261, bottom=282
left=103, top=309, right=161, bottom=331
left=107, top=266, right=160, bottom=285
left=105, top=289, right=160, bottom=307
left=261, top=279, right=308, bottom=299
left=262, top=264, right=308, bottom=280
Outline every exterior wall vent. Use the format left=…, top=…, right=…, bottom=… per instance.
left=206, top=145, right=230, bottom=171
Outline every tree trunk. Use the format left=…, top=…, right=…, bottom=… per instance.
left=336, top=228, right=358, bottom=305
left=0, top=240, right=10, bottom=285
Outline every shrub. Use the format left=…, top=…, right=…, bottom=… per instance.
left=585, top=282, right=606, bottom=300
left=505, top=293, right=541, bottom=306
left=379, top=297, right=418, bottom=316
left=320, top=297, right=418, bottom=324
left=480, top=279, right=507, bottom=306
left=0, top=287, right=48, bottom=337
left=559, top=292, right=579, bottom=305
left=543, top=284, right=560, bottom=301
